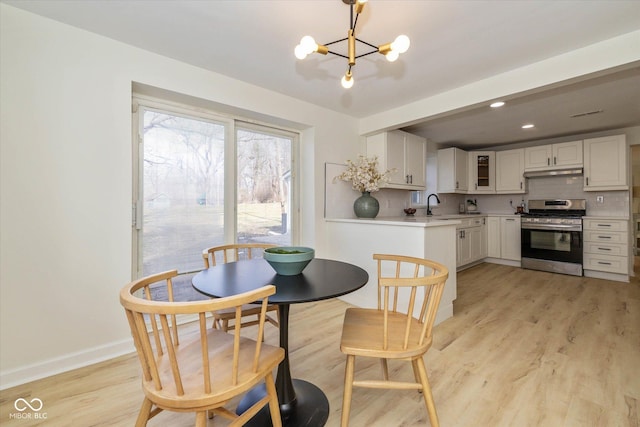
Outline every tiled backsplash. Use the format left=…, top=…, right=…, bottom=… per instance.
left=526, top=176, right=629, bottom=217
left=409, top=175, right=630, bottom=217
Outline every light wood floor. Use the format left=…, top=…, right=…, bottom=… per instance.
left=2, top=263, right=639, bottom=426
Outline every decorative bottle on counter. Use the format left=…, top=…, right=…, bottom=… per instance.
left=353, top=192, right=380, bottom=218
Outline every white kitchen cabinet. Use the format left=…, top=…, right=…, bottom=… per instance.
left=367, top=130, right=426, bottom=190
left=457, top=228, right=472, bottom=267
left=583, top=135, right=627, bottom=191
left=456, top=217, right=486, bottom=268
left=487, top=216, right=501, bottom=258
left=437, top=147, right=468, bottom=193
left=583, top=218, right=629, bottom=276
left=524, top=140, right=583, bottom=171
left=487, top=215, right=521, bottom=261
left=404, top=133, right=427, bottom=188
left=501, top=216, right=521, bottom=261
left=468, top=151, right=495, bottom=193
left=496, top=149, right=526, bottom=193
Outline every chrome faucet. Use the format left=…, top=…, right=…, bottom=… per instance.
left=426, top=193, right=441, bottom=216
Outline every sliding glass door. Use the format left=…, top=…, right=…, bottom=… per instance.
left=133, top=99, right=297, bottom=283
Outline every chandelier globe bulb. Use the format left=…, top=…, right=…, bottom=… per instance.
left=300, top=36, right=317, bottom=54
left=294, top=44, right=308, bottom=60
left=391, top=35, right=410, bottom=54
left=341, top=72, right=354, bottom=89
left=385, top=50, right=400, bottom=62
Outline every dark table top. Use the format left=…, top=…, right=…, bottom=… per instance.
left=192, top=258, right=369, bottom=305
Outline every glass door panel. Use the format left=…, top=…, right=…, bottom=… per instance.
left=236, top=126, right=292, bottom=246
left=139, top=109, right=226, bottom=276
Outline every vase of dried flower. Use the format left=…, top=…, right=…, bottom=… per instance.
left=353, top=192, right=380, bottom=218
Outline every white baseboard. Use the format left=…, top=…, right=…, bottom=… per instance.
left=0, top=338, right=135, bottom=391
left=434, top=302, right=453, bottom=326
left=483, top=257, right=521, bottom=267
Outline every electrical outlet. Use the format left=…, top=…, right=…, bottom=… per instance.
left=596, top=195, right=604, bottom=203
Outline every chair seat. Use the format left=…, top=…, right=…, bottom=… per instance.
left=145, top=328, right=284, bottom=410
left=340, top=307, right=432, bottom=359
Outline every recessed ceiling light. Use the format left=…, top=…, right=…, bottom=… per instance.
left=490, top=101, right=505, bottom=108
left=522, top=124, right=535, bottom=129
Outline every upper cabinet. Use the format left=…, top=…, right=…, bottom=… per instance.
left=583, top=134, right=627, bottom=191
left=367, top=130, right=426, bottom=190
left=524, top=140, right=583, bottom=171
left=468, top=151, right=495, bottom=193
left=437, top=147, right=468, bottom=193
left=496, top=148, right=525, bottom=194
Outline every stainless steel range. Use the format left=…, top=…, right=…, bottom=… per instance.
left=521, top=199, right=586, bottom=276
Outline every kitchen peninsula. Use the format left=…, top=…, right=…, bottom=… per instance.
left=325, top=216, right=459, bottom=324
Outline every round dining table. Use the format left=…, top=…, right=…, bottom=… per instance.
left=192, top=257, right=369, bottom=427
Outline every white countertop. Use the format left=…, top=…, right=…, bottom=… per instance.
left=583, top=216, right=630, bottom=220
left=325, top=216, right=460, bottom=227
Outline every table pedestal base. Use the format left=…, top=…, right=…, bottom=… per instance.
left=238, top=379, right=329, bottom=427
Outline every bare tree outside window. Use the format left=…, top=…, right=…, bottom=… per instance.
left=137, top=109, right=294, bottom=301
left=141, top=111, right=225, bottom=277
left=237, top=128, right=292, bottom=243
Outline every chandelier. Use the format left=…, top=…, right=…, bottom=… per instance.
left=294, top=0, right=410, bottom=89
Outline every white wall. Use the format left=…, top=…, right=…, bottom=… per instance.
left=0, top=4, right=360, bottom=388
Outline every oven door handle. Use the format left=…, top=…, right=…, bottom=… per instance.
left=521, top=224, right=582, bottom=231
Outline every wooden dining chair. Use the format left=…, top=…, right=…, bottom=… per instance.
left=339, top=254, right=449, bottom=427
left=202, top=243, right=279, bottom=332
left=120, top=270, right=285, bottom=427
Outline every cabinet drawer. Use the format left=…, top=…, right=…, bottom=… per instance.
left=583, top=242, right=626, bottom=256
left=583, top=253, right=628, bottom=274
left=583, top=219, right=628, bottom=232
left=583, top=230, right=627, bottom=245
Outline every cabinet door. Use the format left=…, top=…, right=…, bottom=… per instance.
left=524, top=145, right=552, bottom=170
left=404, top=133, right=426, bottom=188
left=496, top=149, right=525, bottom=193
left=500, top=217, right=521, bottom=261
left=457, top=229, right=472, bottom=266
left=386, top=131, right=407, bottom=186
left=437, top=148, right=467, bottom=193
left=469, top=151, right=495, bottom=193
left=553, top=140, right=582, bottom=168
left=480, top=219, right=488, bottom=259
left=487, top=217, right=501, bottom=257
left=584, top=135, right=627, bottom=191
left=468, top=226, right=484, bottom=262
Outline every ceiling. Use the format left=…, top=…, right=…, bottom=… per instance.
left=4, top=0, right=640, bottom=148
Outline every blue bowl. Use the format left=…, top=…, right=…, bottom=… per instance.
left=264, top=247, right=315, bottom=276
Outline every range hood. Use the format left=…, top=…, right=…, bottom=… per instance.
left=523, top=168, right=583, bottom=178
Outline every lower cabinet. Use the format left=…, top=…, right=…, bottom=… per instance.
left=583, top=218, right=629, bottom=275
left=500, top=217, right=521, bottom=261
left=456, top=217, right=486, bottom=268
left=487, top=216, right=521, bottom=262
